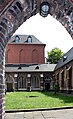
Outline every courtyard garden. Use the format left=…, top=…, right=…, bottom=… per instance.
left=6, top=91, right=73, bottom=110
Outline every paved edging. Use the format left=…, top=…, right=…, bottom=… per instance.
left=6, top=106, right=73, bottom=113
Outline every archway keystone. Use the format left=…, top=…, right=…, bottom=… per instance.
left=0, top=0, right=73, bottom=118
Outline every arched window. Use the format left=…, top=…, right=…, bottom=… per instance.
left=31, top=76, right=40, bottom=89
left=19, top=49, right=25, bottom=63
left=5, top=50, right=8, bottom=63
left=6, top=75, right=14, bottom=91
left=32, top=49, right=38, bottom=63
left=61, top=71, right=64, bottom=89
left=6, top=75, right=14, bottom=83
left=27, top=35, right=32, bottom=43
left=18, top=76, right=26, bottom=89
left=15, top=35, right=20, bottom=43
left=67, top=66, right=72, bottom=89
left=6, top=49, right=13, bottom=63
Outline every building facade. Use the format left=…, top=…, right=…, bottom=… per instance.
left=5, top=35, right=45, bottom=64
left=5, top=63, right=56, bottom=91
left=5, top=35, right=56, bottom=91
left=54, top=47, right=73, bottom=93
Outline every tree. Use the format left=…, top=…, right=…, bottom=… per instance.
left=47, top=48, right=64, bottom=64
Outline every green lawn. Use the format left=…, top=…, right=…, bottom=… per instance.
left=6, top=91, right=73, bottom=110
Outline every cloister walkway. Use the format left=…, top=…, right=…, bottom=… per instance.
left=6, top=108, right=73, bottom=119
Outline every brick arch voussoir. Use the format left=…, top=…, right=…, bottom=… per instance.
left=0, top=0, right=38, bottom=49
left=0, top=0, right=38, bottom=118
left=49, top=0, right=73, bottom=39
left=0, top=0, right=73, bottom=50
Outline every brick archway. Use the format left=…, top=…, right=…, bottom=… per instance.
left=0, top=0, right=73, bottom=118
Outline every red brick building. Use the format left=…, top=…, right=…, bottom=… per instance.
left=5, top=35, right=56, bottom=91
left=54, top=47, right=73, bottom=93
left=5, top=35, right=45, bottom=64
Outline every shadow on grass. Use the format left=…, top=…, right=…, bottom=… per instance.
left=40, top=91, right=73, bottom=103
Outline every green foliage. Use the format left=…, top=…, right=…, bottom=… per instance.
left=47, top=48, right=64, bottom=64
left=6, top=91, right=73, bottom=110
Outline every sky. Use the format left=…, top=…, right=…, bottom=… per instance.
left=14, top=13, right=73, bottom=57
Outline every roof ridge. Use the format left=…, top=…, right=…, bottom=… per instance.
left=8, top=34, right=45, bottom=45
left=55, top=47, right=73, bottom=70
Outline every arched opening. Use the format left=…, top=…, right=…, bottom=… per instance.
left=0, top=0, right=73, bottom=118
left=32, top=49, right=38, bottom=63
left=5, top=75, right=14, bottom=92
left=18, top=75, right=27, bottom=90
left=61, top=71, right=64, bottom=90
left=5, top=49, right=13, bottom=63
left=31, top=75, right=40, bottom=90
left=19, top=49, right=25, bottom=63
left=68, top=67, right=72, bottom=91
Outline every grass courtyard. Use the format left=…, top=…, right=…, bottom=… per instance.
left=6, top=91, right=73, bottom=110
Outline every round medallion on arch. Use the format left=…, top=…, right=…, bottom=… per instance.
left=39, top=1, right=50, bottom=17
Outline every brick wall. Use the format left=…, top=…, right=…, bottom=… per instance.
left=49, top=0, right=73, bottom=39
left=5, top=44, right=45, bottom=64
left=54, top=61, right=73, bottom=92
left=0, top=40, right=6, bottom=119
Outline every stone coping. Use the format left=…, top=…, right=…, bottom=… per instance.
left=6, top=106, right=73, bottom=113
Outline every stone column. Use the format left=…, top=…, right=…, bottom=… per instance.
left=59, top=72, right=61, bottom=91
left=27, top=74, right=31, bottom=91
left=40, top=74, right=44, bottom=91
left=64, top=67, right=67, bottom=92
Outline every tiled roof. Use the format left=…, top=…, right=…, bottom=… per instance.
left=8, top=35, right=45, bottom=45
left=55, top=47, right=73, bottom=70
left=5, top=63, right=56, bottom=73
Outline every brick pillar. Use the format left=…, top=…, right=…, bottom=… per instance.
left=40, top=74, right=44, bottom=91
left=64, top=67, right=67, bottom=91
left=59, top=72, right=62, bottom=91
left=0, top=0, right=37, bottom=117
left=27, top=74, right=31, bottom=91
left=0, top=44, right=5, bottom=119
